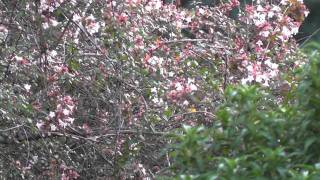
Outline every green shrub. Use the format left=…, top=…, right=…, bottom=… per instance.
left=166, top=47, right=320, bottom=179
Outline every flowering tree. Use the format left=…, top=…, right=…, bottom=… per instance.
left=0, top=0, right=308, bottom=179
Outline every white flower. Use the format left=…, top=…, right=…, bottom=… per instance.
left=256, top=5, right=264, bottom=12
left=50, top=19, right=59, bottom=26
left=280, top=0, right=288, bottom=5
left=36, top=121, right=44, bottom=129
left=241, top=75, right=254, bottom=84
left=50, top=124, right=57, bottom=131
left=151, top=87, right=157, bottom=94
left=168, top=72, right=174, bottom=77
left=304, top=10, right=310, bottom=17
left=65, top=117, right=75, bottom=124
left=145, top=5, right=152, bottom=11
left=198, top=8, right=205, bottom=15
left=253, top=12, right=266, bottom=26
left=49, top=50, right=57, bottom=57
left=265, top=60, right=279, bottom=69
left=189, top=84, right=198, bottom=91
left=24, top=84, right=31, bottom=91
left=175, top=82, right=183, bottom=91
left=73, top=14, right=82, bottom=22
left=256, top=75, right=263, bottom=83
left=256, top=40, right=263, bottom=46
left=154, top=0, right=162, bottom=9
left=183, top=100, right=189, bottom=106
left=247, top=64, right=253, bottom=72
left=85, top=15, right=100, bottom=34
left=32, top=156, right=38, bottom=162
left=268, top=11, right=274, bottom=18
left=152, top=97, right=160, bottom=104
left=282, top=26, right=292, bottom=38
left=262, top=80, right=269, bottom=87
left=0, top=25, right=8, bottom=39
left=259, top=31, right=270, bottom=37
left=70, top=0, right=77, bottom=5
left=269, top=69, right=278, bottom=77
left=271, top=6, right=281, bottom=12
left=49, top=111, right=56, bottom=118
left=63, top=109, right=70, bottom=116
left=58, top=119, right=67, bottom=128
left=42, top=22, right=49, bottom=29
left=185, top=17, right=192, bottom=23
left=149, top=56, right=159, bottom=66
left=67, top=105, right=75, bottom=111
left=137, top=164, right=146, bottom=175
left=291, top=26, right=299, bottom=35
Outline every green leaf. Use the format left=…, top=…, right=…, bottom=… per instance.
left=164, top=107, right=173, bottom=118
left=67, top=59, right=80, bottom=71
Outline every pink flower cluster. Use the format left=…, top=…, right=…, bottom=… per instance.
left=220, top=0, right=240, bottom=13
left=60, top=163, right=80, bottom=180
left=54, top=95, right=76, bottom=128
left=37, top=95, right=76, bottom=131
left=167, top=78, right=197, bottom=103
left=232, top=0, right=309, bottom=85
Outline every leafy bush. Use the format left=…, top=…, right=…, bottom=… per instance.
left=167, top=47, right=320, bottom=179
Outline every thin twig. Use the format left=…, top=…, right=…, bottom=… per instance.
left=299, top=27, right=320, bottom=48
left=169, top=111, right=216, bottom=120
left=162, top=38, right=209, bottom=44
left=0, top=124, right=24, bottom=132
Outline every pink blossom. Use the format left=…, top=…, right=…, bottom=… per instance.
left=245, top=5, right=255, bottom=15
left=117, top=12, right=128, bottom=24
left=84, top=15, right=101, bottom=34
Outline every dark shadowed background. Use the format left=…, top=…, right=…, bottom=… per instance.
left=164, top=0, right=320, bottom=44
left=296, top=0, right=320, bottom=44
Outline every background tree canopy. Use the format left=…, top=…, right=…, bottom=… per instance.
left=165, top=0, right=320, bottom=43
left=297, top=0, right=320, bottom=43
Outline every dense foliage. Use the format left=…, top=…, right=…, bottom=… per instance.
left=168, top=45, right=320, bottom=179
left=0, top=0, right=313, bottom=179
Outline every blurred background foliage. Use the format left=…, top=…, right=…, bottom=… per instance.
left=297, top=0, right=320, bottom=44
left=164, top=0, right=320, bottom=44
